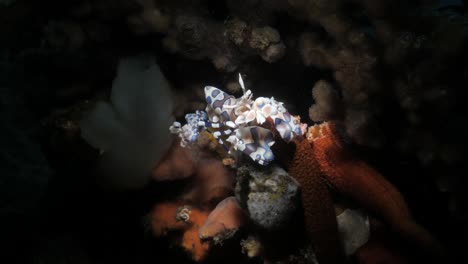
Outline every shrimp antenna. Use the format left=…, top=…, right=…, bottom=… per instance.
left=238, top=73, right=246, bottom=94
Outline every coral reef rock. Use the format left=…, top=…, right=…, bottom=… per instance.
left=240, top=236, right=263, bottom=258
left=236, top=165, right=300, bottom=230
left=308, top=80, right=342, bottom=122
left=280, top=245, right=319, bottom=264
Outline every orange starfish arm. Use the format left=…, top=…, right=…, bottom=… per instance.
left=288, top=138, right=346, bottom=264
left=355, top=218, right=410, bottom=264
left=310, top=122, right=443, bottom=258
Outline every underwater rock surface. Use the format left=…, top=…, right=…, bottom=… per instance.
left=236, top=165, right=300, bottom=230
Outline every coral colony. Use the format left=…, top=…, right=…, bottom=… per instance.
left=170, top=74, right=306, bottom=165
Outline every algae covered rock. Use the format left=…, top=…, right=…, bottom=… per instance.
left=236, top=165, right=300, bottom=230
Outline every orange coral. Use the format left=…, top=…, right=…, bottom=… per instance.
left=150, top=203, right=187, bottom=236
left=152, top=139, right=234, bottom=207
left=181, top=157, right=234, bottom=207
left=180, top=209, right=211, bottom=261
left=152, top=141, right=196, bottom=181
left=271, top=121, right=443, bottom=263
left=149, top=202, right=211, bottom=261
left=199, top=197, right=245, bottom=242
left=149, top=145, right=236, bottom=261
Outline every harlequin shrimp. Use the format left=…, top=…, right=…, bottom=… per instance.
left=169, top=110, right=209, bottom=147
left=170, top=74, right=306, bottom=165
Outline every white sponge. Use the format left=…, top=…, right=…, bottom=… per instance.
left=80, top=55, right=174, bottom=189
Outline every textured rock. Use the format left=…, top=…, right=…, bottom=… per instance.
left=240, top=236, right=262, bottom=258
left=235, top=165, right=300, bottom=230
